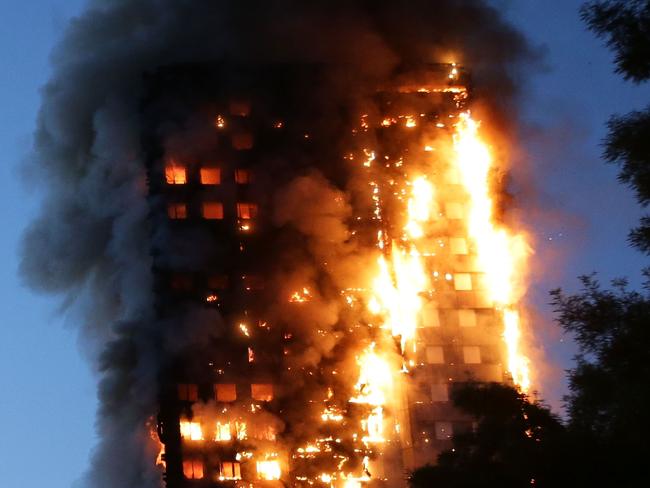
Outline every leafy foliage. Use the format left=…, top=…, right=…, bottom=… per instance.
left=580, top=1, right=650, bottom=82
left=408, top=383, right=569, bottom=488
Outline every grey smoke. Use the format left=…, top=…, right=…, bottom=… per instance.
left=20, top=1, right=536, bottom=487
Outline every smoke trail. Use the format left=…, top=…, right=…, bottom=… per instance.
left=20, top=1, right=536, bottom=486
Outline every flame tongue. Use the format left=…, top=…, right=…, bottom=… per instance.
left=453, top=112, right=531, bottom=391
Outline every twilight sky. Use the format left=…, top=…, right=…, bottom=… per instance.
left=0, top=1, right=647, bottom=487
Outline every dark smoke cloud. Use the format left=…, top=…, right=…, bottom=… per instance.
left=20, top=1, right=536, bottom=487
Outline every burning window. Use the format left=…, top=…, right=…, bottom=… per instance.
left=232, top=133, right=253, bottom=150
left=235, top=169, right=252, bottom=184
left=202, top=201, right=224, bottom=220
left=256, top=460, right=281, bottom=480
left=165, top=164, right=186, bottom=184
left=252, top=424, right=275, bottom=441
left=458, top=309, right=477, bottom=328
left=183, top=459, right=204, bottom=479
left=251, top=383, right=273, bottom=402
left=236, top=202, right=258, bottom=220
left=178, top=383, right=198, bottom=402
left=215, top=383, right=237, bottom=402
left=215, top=421, right=232, bottom=441
left=444, top=202, right=464, bottom=220
left=167, top=202, right=188, bottom=220
left=449, top=237, right=468, bottom=255
left=435, top=421, right=453, bottom=441
left=431, top=384, right=449, bottom=402
left=453, top=273, right=473, bottom=291
left=229, top=100, right=251, bottom=116
left=180, top=420, right=204, bottom=441
left=463, top=346, right=482, bottom=364
left=220, top=461, right=242, bottom=480
left=234, top=421, right=248, bottom=440
left=425, top=346, right=444, bottom=364
left=200, top=167, right=221, bottom=185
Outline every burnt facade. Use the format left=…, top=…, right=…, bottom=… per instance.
left=144, top=63, right=509, bottom=487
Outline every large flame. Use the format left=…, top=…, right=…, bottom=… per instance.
left=453, top=113, right=531, bottom=391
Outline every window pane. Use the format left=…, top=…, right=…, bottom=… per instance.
left=200, top=167, right=221, bottom=185
left=165, top=164, right=186, bottom=184
left=453, top=273, right=472, bottom=291
left=215, top=422, right=232, bottom=441
left=183, top=460, right=204, bottom=479
left=202, top=202, right=224, bottom=220
left=257, top=460, right=281, bottom=480
left=230, top=100, right=251, bottom=116
left=167, top=203, right=187, bottom=219
left=425, top=346, right=444, bottom=364
left=449, top=237, right=468, bottom=255
left=463, top=346, right=481, bottom=364
left=251, top=383, right=273, bottom=401
left=215, top=383, right=237, bottom=402
left=458, top=309, right=477, bottom=327
left=235, top=169, right=252, bottom=184
left=431, top=384, right=449, bottom=402
left=237, top=203, right=258, bottom=219
left=232, top=133, right=253, bottom=150
left=435, top=421, right=453, bottom=440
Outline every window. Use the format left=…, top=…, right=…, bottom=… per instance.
left=445, top=202, right=464, bottom=220
left=170, top=274, right=193, bottom=292
left=235, top=169, right=252, bottom=184
left=220, top=462, right=242, bottom=480
left=232, top=133, right=253, bottom=150
left=242, top=274, right=264, bottom=291
left=431, top=384, right=449, bottom=402
left=207, top=274, right=229, bottom=290
left=234, top=421, right=248, bottom=440
left=458, top=309, right=477, bottom=328
left=230, top=100, right=251, bottom=116
left=200, top=167, right=221, bottom=185
left=425, top=346, right=444, bottom=364
left=421, top=303, right=440, bottom=328
left=237, top=203, right=258, bottom=219
left=215, top=383, right=237, bottom=402
left=449, top=237, right=468, bottom=255
left=183, top=459, right=204, bottom=479
left=180, top=421, right=203, bottom=441
left=454, top=273, right=472, bottom=291
left=252, top=424, right=276, bottom=441
left=251, top=383, right=273, bottom=402
left=165, top=164, right=186, bottom=184
left=435, top=421, right=453, bottom=440
left=167, top=203, right=187, bottom=220
left=202, top=202, right=224, bottom=220
left=256, top=460, right=281, bottom=480
left=215, top=421, right=232, bottom=441
left=178, top=384, right=198, bottom=402
left=463, top=346, right=482, bottom=364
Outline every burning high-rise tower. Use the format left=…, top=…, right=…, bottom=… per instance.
left=142, top=62, right=530, bottom=487
left=21, top=2, right=536, bottom=488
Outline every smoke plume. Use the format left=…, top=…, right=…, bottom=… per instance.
left=20, top=1, right=535, bottom=486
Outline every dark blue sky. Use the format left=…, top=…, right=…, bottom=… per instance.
left=0, top=1, right=647, bottom=487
